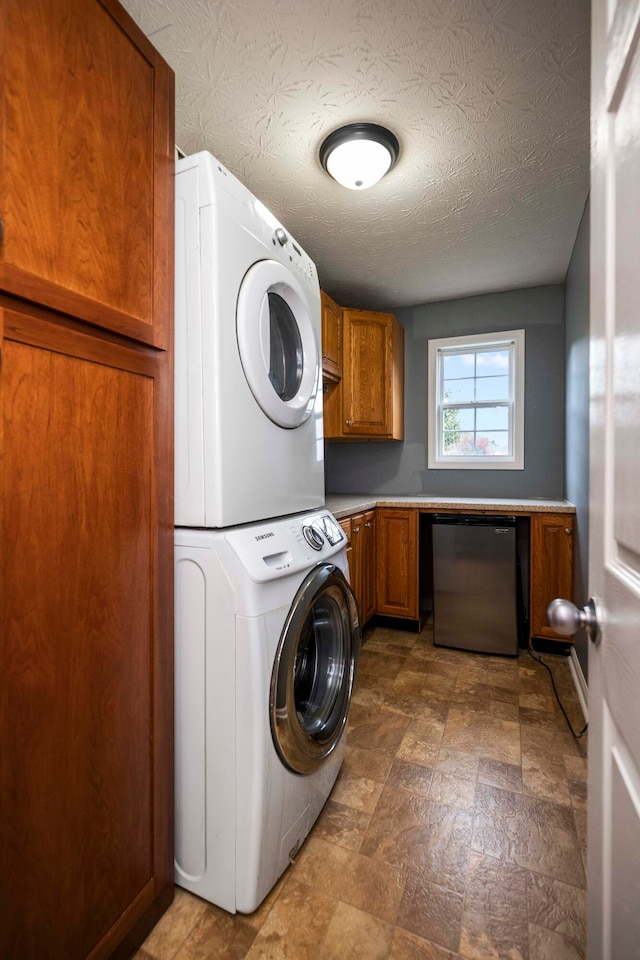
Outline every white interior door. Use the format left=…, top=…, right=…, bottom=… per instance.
left=589, top=0, right=640, bottom=955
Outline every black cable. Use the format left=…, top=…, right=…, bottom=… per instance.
left=527, top=640, right=588, bottom=745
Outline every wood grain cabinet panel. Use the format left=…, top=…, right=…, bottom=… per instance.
left=338, top=516, right=352, bottom=553
left=1, top=304, right=174, bottom=960
left=361, top=510, right=377, bottom=624
left=0, top=0, right=174, bottom=347
left=0, top=2, right=174, bottom=956
left=324, top=308, right=404, bottom=440
left=530, top=513, right=575, bottom=641
left=349, top=514, right=364, bottom=619
left=342, top=310, right=404, bottom=438
left=320, top=290, right=342, bottom=381
left=375, top=509, right=418, bottom=619
left=338, top=511, right=375, bottom=625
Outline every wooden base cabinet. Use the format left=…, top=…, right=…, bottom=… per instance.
left=338, top=511, right=376, bottom=625
left=361, top=511, right=377, bottom=624
left=530, top=513, right=575, bottom=641
left=376, top=509, right=419, bottom=620
left=340, top=505, right=574, bottom=640
left=324, top=309, right=404, bottom=440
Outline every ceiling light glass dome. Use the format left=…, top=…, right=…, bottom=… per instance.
left=320, top=123, right=400, bottom=191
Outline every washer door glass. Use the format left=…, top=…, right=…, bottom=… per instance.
left=270, top=563, right=360, bottom=775
left=237, top=260, right=319, bottom=429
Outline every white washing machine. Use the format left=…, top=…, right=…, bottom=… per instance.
left=174, top=509, right=360, bottom=913
left=175, top=150, right=324, bottom=528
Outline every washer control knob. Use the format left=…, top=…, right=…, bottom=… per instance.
left=302, top=525, right=324, bottom=551
left=275, top=227, right=288, bottom=246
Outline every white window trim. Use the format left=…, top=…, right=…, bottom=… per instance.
left=427, top=329, right=525, bottom=470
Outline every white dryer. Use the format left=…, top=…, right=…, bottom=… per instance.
left=174, top=509, right=360, bottom=914
left=175, top=151, right=324, bottom=528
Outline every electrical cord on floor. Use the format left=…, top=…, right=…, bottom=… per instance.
left=527, top=639, right=588, bottom=745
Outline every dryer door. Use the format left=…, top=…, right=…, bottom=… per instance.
left=237, top=260, right=319, bottom=428
left=270, top=563, right=360, bottom=775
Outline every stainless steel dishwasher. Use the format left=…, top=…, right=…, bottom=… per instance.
left=432, top=514, right=518, bottom=656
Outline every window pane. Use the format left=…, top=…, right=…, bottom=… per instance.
left=476, top=406, right=509, bottom=431
left=429, top=329, right=524, bottom=470
left=443, top=407, right=474, bottom=431
left=476, top=431, right=509, bottom=455
left=475, top=349, right=510, bottom=378
left=476, top=375, right=509, bottom=401
left=443, top=431, right=474, bottom=454
left=443, top=378, right=474, bottom=402
left=442, top=353, right=475, bottom=379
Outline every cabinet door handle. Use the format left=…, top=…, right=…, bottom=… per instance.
left=564, top=528, right=571, bottom=535
left=353, top=526, right=360, bottom=534
left=365, top=522, right=372, bottom=528
left=345, top=419, right=352, bottom=426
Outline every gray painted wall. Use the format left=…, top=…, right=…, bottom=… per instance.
left=564, top=198, right=590, bottom=680
left=325, top=284, right=565, bottom=500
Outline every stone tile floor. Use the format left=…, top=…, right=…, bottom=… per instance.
left=135, top=621, right=588, bottom=960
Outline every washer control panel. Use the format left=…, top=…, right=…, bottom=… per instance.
left=225, top=509, right=345, bottom=581
left=311, top=513, right=344, bottom=547
left=302, top=524, right=324, bottom=550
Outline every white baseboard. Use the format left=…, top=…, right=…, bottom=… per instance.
left=569, top=646, right=589, bottom=724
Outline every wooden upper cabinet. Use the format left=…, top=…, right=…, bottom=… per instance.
left=324, top=308, right=404, bottom=440
left=530, top=513, right=574, bottom=641
left=343, top=310, right=404, bottom=438
left=320, top=290, right=342, bottom=381
left=0, top=0, right=174, bottom=348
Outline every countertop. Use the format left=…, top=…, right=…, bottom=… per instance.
left=324, top=494, right=576, bottom=519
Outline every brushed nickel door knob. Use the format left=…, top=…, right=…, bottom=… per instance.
left=547, top=597, right=600, bottom=643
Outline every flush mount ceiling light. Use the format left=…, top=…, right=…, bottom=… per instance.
left=319, top=123, right=400, bottom=191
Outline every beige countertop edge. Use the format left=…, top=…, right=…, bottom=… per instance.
left=325, top=495, right=576, bottom=519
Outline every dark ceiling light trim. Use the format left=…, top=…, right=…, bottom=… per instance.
left=319, top=122, right=400, bottom=190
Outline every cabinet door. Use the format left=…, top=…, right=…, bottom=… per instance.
left=1, top=0, right=174, bottom=348
left=0, top=302, right=173, bottom=959
left=530, top=513, right=574, bottom=640
left=350, top=513, right=365, bottom=618
left=362, top=511, right=377, bottom=623
left=320, top=290, right=342, bottom=381
left=338, top=516, right=353, bottom=584
left=342, top=310, right=395, bottom=436
left=376, top=509, right=418, bottom=619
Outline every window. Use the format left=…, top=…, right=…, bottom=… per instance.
left=428, top=329, right=525, bottom=470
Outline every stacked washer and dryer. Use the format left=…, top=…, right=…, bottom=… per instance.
left=173, top=151, right=360, bottom=914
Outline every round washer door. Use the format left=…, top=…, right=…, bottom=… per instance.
left=237, top=260, right=319, bottom=428
left=270, top=563, right=360, bottom=775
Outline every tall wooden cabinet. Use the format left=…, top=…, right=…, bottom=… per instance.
left=1, top=3, right=175, bottom=959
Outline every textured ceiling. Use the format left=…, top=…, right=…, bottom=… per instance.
left=121, top=0, right=590, bottom=310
